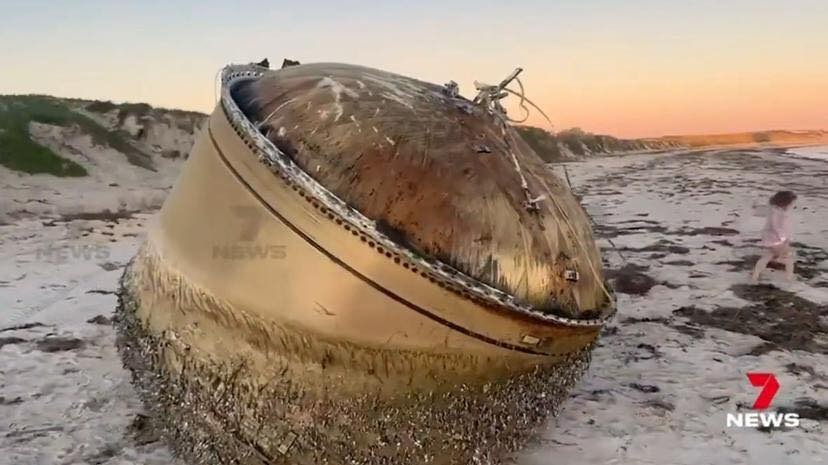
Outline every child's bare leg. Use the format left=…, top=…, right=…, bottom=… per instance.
left=783, top=248, right=795, bottom=280
left=752, top=249, right=774, bottom=283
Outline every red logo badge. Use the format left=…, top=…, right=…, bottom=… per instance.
left=746, top=373, right=779, bottom=410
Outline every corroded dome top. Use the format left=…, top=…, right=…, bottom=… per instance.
left=231, top=63, right=610, bottom=318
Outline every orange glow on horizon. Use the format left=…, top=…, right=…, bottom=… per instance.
left=1, top=1, right=826, bottom=139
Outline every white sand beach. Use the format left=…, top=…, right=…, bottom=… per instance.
left=1, top=147, right=826, bottom=465
left=786, top=144, right=828, bottom=162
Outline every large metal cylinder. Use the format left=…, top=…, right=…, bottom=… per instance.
left=115, top=62, right=614, bottom=464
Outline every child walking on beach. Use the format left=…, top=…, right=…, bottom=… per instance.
left=752, top=190, right=797, bottom=283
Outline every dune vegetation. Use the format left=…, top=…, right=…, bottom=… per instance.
left=0, top=95, right=155, bottom=176
left=658, top=130, right=828, bottom=147
left=3, top=94, right=825, bottom=176
left=85, top=99, right=204, bottom=133
left=515, top=125, right=828, bottom=162
left=515, top=126, right=683, bottom=162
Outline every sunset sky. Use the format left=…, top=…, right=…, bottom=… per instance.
left=1, top=0, right=826, bottom=138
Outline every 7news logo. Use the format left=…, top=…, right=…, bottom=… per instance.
left=726, top=373, right=800, bottom=428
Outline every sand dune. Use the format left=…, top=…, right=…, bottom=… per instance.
left=654, top=129, right=828, bottom=148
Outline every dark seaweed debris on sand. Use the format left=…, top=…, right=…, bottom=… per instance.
left=0, top=336, right=27, bottom=349
left=717, top=242, right=828, bottom=281
left=35, top=337, right=85, bottom=353
left=605, top=264, right=657, bottom=295
left=673, top=284, right=827, bottom=354
left=604, top=263, right=684, bottom=295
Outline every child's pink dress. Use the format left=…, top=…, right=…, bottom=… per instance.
left=760, top=206, right=793, bottom=248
